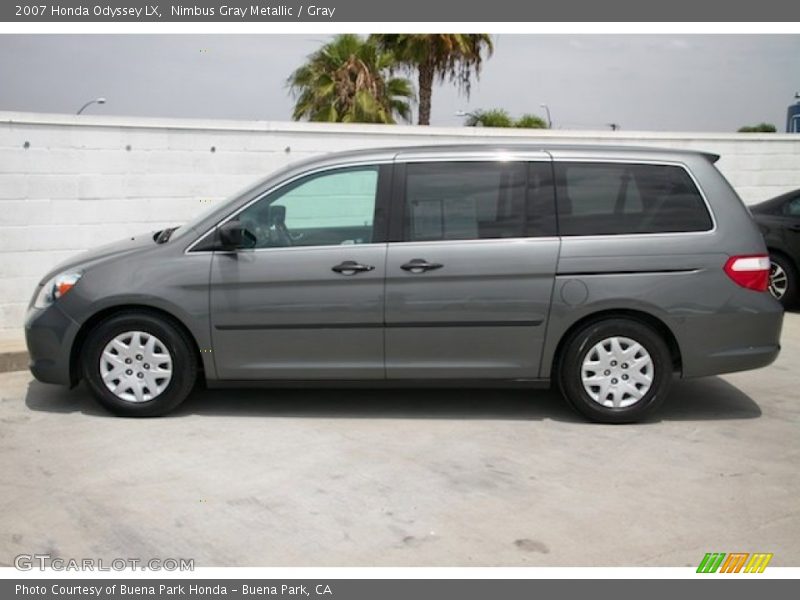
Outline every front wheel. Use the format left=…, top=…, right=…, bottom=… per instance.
left=82, top=311, right=197, bottom=417
left=558, top=318, right=673, bottom=423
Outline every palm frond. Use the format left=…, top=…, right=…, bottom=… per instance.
left=288, top=34, right=413, bottom=124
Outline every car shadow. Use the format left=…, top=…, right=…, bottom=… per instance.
left=25, top=375, right=761, bottom=423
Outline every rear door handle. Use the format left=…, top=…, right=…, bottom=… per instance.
left=400, top=258, right=444, bottom=273
left=331, top=261, right=375, bottom=275
left=788, top=224, right=800, bottom=232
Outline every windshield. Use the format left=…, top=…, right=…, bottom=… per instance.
left=168, top=174, right=274, bottom=241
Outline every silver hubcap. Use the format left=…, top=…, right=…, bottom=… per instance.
left=769, top=262, right=787, bottom=300
left=581, top=336, right=654, bottom=408
left=100, top=331, right=173, bottom=403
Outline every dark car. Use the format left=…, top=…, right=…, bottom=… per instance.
left=750, top=189, right=800, bottom=306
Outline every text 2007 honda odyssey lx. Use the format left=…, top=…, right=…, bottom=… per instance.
left=25, top=145, right=783, bottom=422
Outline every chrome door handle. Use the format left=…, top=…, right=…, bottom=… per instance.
left=400, top=259, right=444, bottom=273
left=332, top=261, right=375, bottom=275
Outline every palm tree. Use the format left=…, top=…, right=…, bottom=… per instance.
left=288, top=34, right=413, bottom=124
left=515, top=114, right=548, bottom=129
left=464, top=109, right=513, bottom=128
left=462, top=109, right=549, bottom=129
left=737, top=123, right=777, bottom=133
left=371, top=34, right=493, bottom=126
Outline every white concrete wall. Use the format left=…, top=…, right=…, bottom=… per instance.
left=2, top=110, right=800, bottom=336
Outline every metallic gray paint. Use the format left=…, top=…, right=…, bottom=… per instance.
left=26, top=236, right=214, bottom=384
left=385, top=238, right=559, bottom=379
left=24, top=144, right=783, bottom=390
left=210, top=244, right=386, bottom=379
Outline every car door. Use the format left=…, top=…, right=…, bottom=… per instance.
left=210, top=164, right=390, bottom=380
left=384, top=156, right=560, bottom=380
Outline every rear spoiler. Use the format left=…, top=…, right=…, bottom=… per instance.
left=701, top=152, right=721, bottom=164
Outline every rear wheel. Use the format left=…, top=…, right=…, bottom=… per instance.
left=768, top=252, right=797, bottom=307
left=558, top=318, right=673, bottom=423
left=82, top=312, right=197, bottom=416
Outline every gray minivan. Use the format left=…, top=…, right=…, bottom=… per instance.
left=24, top=144, right=783, bottom=422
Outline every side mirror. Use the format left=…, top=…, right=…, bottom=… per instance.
left=218, top=221, right=255, bottom=250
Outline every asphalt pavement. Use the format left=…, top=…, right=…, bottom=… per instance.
left=1, top=314, right=798, bottom=567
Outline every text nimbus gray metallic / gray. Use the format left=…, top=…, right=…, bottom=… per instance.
left=8, top=0, right=800, bottom=21
left=22, top=4, right=339, bottom=19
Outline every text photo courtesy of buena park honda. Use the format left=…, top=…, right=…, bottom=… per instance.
left=1, top=33, right=799, bottom=569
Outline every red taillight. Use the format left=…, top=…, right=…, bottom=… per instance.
left=723, top=255, right=770, bottom=292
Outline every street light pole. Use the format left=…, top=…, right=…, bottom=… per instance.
left=455, top=109, right=479, bottom=125
left=76, top=97, right=107, bottom=115
left=539, top=103, right=552, bottom=129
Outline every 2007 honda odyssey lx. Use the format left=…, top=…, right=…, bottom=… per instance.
left=25, top=145, right=783, bottom=422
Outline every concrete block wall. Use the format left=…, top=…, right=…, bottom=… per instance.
left=1, top=110, right=799, bottom=336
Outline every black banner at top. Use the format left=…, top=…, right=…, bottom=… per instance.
left=2, top=0, right=800, bottom=22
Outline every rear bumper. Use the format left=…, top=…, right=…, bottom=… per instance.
left=24, top=304, right=80, bottom=386
left=687, top=344, right=781, bottom=377
left=675, top=293, right=784, bottom=378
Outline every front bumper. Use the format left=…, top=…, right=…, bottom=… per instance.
left=24, top=303, right=80, bottom=386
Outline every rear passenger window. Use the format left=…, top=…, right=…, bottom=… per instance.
left=556, top=163, right=713, bottom=235
left=403, top=161, right=555, bottom=241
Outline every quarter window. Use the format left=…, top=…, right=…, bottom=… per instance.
left=556, top=163, right=712, bottom=235
left=235, top=166, right=379, bottom=248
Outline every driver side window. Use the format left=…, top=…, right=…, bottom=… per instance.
left=236, top=166, right=379, bottom=248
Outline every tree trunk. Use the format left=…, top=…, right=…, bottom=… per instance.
left=417, top=60, right=434, bottom=126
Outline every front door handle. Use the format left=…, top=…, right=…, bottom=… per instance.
left=332, top=261, right=375, bottom=275
left=788, top=224, right=800, bottom=232
left=400, top=258, right=444, bottom=273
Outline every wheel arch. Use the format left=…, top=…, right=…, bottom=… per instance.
left=69, top=304, right=205, bottom=387
left=549, top=308, right=683, bottom=381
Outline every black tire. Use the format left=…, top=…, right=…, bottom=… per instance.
left=768, top=252, right=798, bottom=308
left=557, top=318, right=673, bottom=424
left=81, top=311, right=197, bottom=417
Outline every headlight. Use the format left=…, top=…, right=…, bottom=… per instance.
left=33, top=271, right=82, bottom=309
